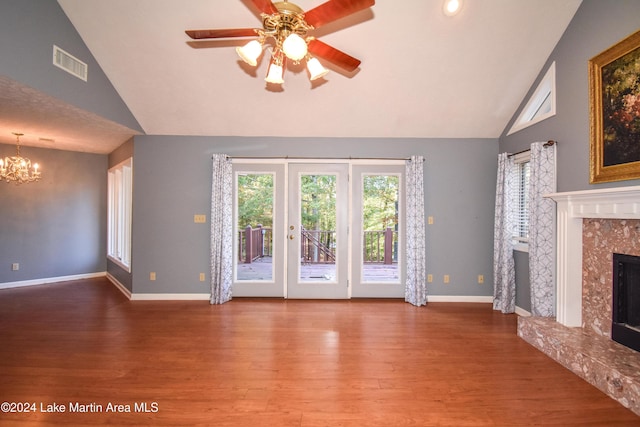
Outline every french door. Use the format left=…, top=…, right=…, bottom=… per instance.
left=232, top=160, right=404, bottom=299
left=287, top=163, right=349, bottom=299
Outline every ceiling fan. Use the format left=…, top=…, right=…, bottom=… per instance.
left=185, top=0, right=375, bottom=84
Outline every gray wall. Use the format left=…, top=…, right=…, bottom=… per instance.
left=131, top=136, right=498, bottom=296
left=499, top=0, right=640, bottom=311
left=500, top=0, right=640, bottom=192
left=0, top=0, right=142, bottom=132
left=0, top=144, right=107, bottom=283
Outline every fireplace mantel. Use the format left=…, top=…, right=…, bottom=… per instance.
left=546, top=185, right=640, bottom=327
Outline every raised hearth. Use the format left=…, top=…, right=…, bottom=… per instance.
left=518, top=186, right=640, bottom=415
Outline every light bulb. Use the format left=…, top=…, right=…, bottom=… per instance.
left=282, top=33, right=308, bottom=61
left=443, top=0, right=463, bottom=16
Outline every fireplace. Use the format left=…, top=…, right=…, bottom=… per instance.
left=612, top=253, right=640, bottom=352
left=517, top=186, right=640, bottom=416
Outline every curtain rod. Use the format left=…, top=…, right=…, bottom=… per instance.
left=226, top=155, right=422, bottom=161
left=507, top=140, right=557, bottom=158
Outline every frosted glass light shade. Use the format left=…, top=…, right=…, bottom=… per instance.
left=307, top=57, right=328, bottom=81
left=236, top=40, right=263, bottom=66
left=282, top=34, right=308, bottom=61
left=265, top=61, right=284, bottom=84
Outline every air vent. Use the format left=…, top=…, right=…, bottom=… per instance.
left=53, top=45, right=87, bottom=81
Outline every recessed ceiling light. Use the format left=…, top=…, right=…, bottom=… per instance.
left=443, top=0, right=463, bottom=16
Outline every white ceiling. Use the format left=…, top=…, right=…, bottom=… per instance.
left=4, top=0, right=583, bottom=153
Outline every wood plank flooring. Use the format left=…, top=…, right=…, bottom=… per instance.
left=0, top=277, right=638, bottom=426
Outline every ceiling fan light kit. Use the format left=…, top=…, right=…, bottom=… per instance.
left=186, top=0, right=375, bottom=86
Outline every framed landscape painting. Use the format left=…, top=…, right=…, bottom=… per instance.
left=589, top=29, right=640, bottom=183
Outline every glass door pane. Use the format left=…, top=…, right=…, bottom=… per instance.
left=236, top=173, right=274, bottom=281
left=299, top=173, right=337, bottom=282
left=362, top=174, right=400, bottom=282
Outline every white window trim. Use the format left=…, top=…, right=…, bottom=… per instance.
left=507, top=62, right=556, bottom=136
left=513, top=151, right=530, bottom=253
left=107, top=158, right=133, bottom=272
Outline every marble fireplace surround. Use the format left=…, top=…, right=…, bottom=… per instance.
left=517, top=185, right=640, bottom=415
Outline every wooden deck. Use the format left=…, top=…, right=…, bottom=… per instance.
left=237, top=257, right=399, bottom=282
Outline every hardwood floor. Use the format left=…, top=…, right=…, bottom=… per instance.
left=0, top=277, right=638, bottom=426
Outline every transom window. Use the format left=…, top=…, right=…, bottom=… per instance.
left=508, top=62, right=556, bottom=135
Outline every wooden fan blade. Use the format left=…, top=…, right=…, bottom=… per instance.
left=304, top=0, right=375, bottom=29
left=249, top=0, right=279, bottom=15
left=185, top=28, right=258, bottom=39
left=307, top=39, right=361, bottom=72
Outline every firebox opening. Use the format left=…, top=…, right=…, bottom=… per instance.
left=612, top=253, right=640, bottom=353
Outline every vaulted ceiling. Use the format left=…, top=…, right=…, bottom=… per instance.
left=3, top=0, right=583, bottom=153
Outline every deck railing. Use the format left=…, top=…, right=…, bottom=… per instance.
left=238, top=225, right=272, bottom=263
left=364, top=227, right=398, bottom=264
left=301, top=229, right=336, bottom=264
left=238, top=226, right=398, bottom=264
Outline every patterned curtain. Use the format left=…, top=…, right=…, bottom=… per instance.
left=493, top=153, right=517, bottom=313
left=210, top=154, right=233, bottom=305
left=528, top=142, right=556, bottom=317
left=405, top=156, right=427, bottom=306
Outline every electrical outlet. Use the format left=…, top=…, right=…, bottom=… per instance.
left=428, top=216, right=434, bottom=225
left=194, top=214, right=206, bottom=223
left=478, top=274, right=484, bottom=284
left=11, top=263, right=19, bottom=271
left=427, top=274, right=433, bottom=283
left=150, top=272, right=156, bottom=281
left=444, top=274, right=450, bottom=284
left=199, top=273, right=205, bottom=282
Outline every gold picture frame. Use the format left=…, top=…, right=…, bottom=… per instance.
left=589, top=29, right=640, bottom=183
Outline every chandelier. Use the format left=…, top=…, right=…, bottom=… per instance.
left=235, top=2, right=329, bottom=84
left=0, top=133, right=42, bottom=184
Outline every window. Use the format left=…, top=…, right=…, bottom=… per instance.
left=108, top=158, right=132, bottom=271
left=514, top=152, right=530, bottom=251
left=507, top=62, right=556, bottom=135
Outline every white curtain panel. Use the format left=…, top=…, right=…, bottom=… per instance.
left=405, top=155, right=427, bottom=306
left=210, top=154, right=233, bottom=305
left=528, top=142, right=556, bottom=317
left=493, top=153, right=517, bottom=313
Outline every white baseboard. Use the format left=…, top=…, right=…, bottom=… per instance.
left=515, top=306, right=532, bottom=317
left=130, top=293, right=211, bottom=301
left=105, top=273, right=132, bottom=299
left=427, top=295, right=493, bottom=303
left=0, top=272, right=106, bottom=290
